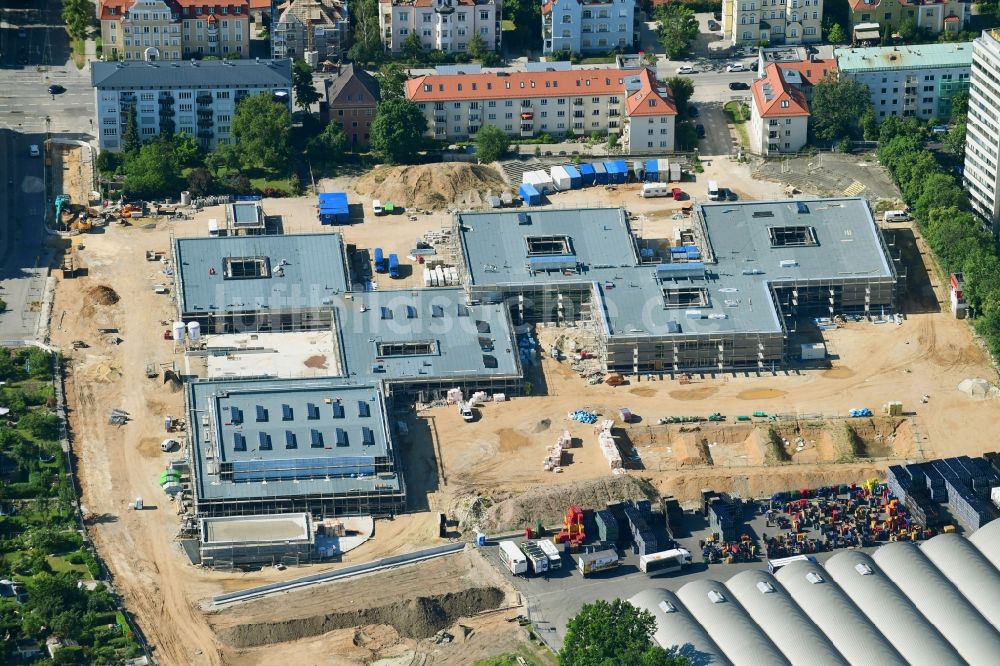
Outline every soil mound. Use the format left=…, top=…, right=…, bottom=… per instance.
left=352, top=163, right=506, bottom=209
left=87, top=285, right=120, bottom=306
left=472, top=475, right=656, bottom=532
left=216, top=587, right=504, bottom=648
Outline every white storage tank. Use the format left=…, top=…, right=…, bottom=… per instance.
left=187, top=320, right=201, bottom=342
left=171, top=321, right=186, bottom=342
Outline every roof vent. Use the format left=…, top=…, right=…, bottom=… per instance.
left=756, top=581, right=776, bottom=594
left=658, top=600, right=677, bottom=613
left=805, top=572, right=825, bottom=584
left=854, top=562, right=874, bottom=576
left=707, top=590, right=726, bottom=604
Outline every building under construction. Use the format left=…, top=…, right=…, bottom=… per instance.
left=186, top=377, right=404, bottom=518
left=455, top=199, right=898, bottom=372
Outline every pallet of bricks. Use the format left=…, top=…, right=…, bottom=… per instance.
left=543, top=430, right=571, bottom=471
left=702, top=491, right=743, bottom=543
left=887, top=464, right=941, bottom=528
left=660, top=496, right=684, bottom=540
left=930, top=458, right=988, bottom=530
left=623, top=500, right=660, bottom=557
left=594, top=508, right=619, bottom=543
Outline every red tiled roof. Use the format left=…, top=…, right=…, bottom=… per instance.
left=408, top=68, right=649, bottom=102
left=99, top=0, right=132, bottom=21
left=944, top=14, right=961, bottom=21
left=379, top=0, right=481, bottom=6
left=249, top=0, right=271, bottom=9
left=752, top=64, right=810, bottom=118
left=775, top=58, right=838, bottom=87
left=849, top=0, right=880, bottom=11
left=100, top=0, right=249, bottom=21
left=624, top=68, right=677, bottom=117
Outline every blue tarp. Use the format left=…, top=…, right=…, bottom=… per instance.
left=591, top=162, right=609, bottom=184
left=563, top=165, right=582, bottom=189
left=645, top=159, right=659, bottom=182
left=318, top=192, right=350, bottom=225
left=604, top=160, right=628, bottom=184
left=578, top=163, right=596, bottom=186
left=519, top=183, right=542, bottom=206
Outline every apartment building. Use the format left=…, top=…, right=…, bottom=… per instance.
left=749, top=63, right=809, bottom=155
left=405, top=64, right=676, bottom=153
left=847, top=0, right=968, bottom=38
left=541, top=0, right=636, bottom=55
left=964, top=31, right=1000, bottom=230
left=272, top=0, right=349, bottom=62
left=100, top=0, right=250, bottom=61
left=324, top=64, right=380, bottom=148
left=757, top=46, right=837, bottom=101
left=379, top=0, right=500, bottom=55
left=835, top=43, right=971, bottom=121
left=91, top=59, right=292, bottom=152
left=721, top=0, right=823, bottom=46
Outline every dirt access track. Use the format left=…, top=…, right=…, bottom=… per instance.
left=49, top=163, right=1000, bottom=664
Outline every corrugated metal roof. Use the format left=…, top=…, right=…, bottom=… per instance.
left=724, top=569, right=847, bottom=665
left=92, top=58, right=292, bottom=90
left=675, top=579, right=789, bottom=666
left=627, top=589, right=730, bottom=665
left=968, top=516, right=1000, bottom=569
left=920, top=533, right=1000, bottom=628
left=823, top=551, right=962, bottom=664
left=774, top=561, right=906, bottom=665
left=872, top=542, right=1000, bottom=663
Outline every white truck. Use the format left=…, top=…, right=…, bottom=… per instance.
left=499, top=540, right=528, bottom=575
left=519, top=541, right=549, bottom=574
left=459, top=401, right=475, bottom=422
left=538, top=539, right=563, bottom=570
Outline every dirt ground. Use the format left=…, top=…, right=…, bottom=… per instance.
left=50, top=143, right=92, bottom=206
left=50, top=159, right=1000, bottom=665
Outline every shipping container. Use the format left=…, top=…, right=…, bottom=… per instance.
left=499, top=540, right=528, bottom=575
left=800, top=343, right=827, bottom=360
left=670, top=162, right=681, bottom=182
left=388, top=254, right=400, bottom=278
left=563, top=164, right=582, bottom=188
left=578, top=163, right=596, bottom=186
left=645, top=159, right=660, bottom=182
left=577, top=548, right=619, bottom=576
left=373, top=247, right=386, bottom=273
left=604, top=160, right=628, bottom=184
left=519, top=183, right=542, bottom=206
left=592, top=162, right=609, bottom=185
left=550, top=165, right=574, bottom=191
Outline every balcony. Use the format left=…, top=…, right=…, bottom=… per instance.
left=196, top=94, right=213, bottom=104
left=435, top=115, right=446, bottom=124
left=197, top=130, right=214, bottom=139
left=198, top=117, right=213, bottom=128
left=158, top=94, right=174, bottom=104
left=197, top=107, right=213, bottom=116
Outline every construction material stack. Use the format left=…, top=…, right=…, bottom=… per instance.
left=543, top=430, right=570, bottom=472
left=624, top=501, right=659, bottom=556
left=595, top=419, right=623, bottom=471
left=595, top=509, right=619, bottom=543
left=660, top=496, right=684, bottom=539
left=704, top=491, right=744, bottom=542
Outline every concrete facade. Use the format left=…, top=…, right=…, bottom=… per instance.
left=965, top=30, right=1000, bottom=230
left=91, top=59, right=292, bottom=152
left=272, top=0, right=350, bottom=62
left=379, top=0, right=501, bottom=55
left=750, top=63, right=810, bottom=156
left=835, top=43, right=971, bottom=121
left=541, top=0, right=636, bottom=55
left=722, top=0, right=823, bottom=46
left=405, top=64, right=675, bottom=152
left=100, top=0, right=251, bottom=61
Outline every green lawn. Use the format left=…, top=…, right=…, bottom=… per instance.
left=723, top=101, right=751, bottom=147
left=473, top=645, right=556, bottom=666
left=248, top=175, right=296, bottom=194
left=577, top=55, right=618, bottom=65
left=46, top=555, right=91, bottom=576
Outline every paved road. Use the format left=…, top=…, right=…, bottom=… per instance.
left=0, top=1, right=93, bottom=341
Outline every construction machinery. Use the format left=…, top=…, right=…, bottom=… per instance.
left=554, top=505, right=586, bottom=547
left=54, top=194, right=70, bottom=222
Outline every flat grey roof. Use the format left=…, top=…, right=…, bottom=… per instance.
left=633, top=525, right=1000, bottom=666
left=188, top=378, right=400, bottom=502
left=91, top=58, right=292, bottom=90
left=231, top=202, right=264, bottom=227
left=175, top=233, right=349, bottom=315
left=333, top=288, right=521, bottom=385
left=201, top=513, right=311, bottom=544
left=458, top=199, right=893, bottom=338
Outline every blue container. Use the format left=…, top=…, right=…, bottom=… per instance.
left=388, top=254, right=400, bottom=278
left=604, top=160, right=628, bottom=184
left=373, top=247, right=386, bottom=273
left=519, top=183, right=542, bottom=206
left=318, top=192, right=349, bottom=225
left=578, top=163, right=596, bottom=186
left=592, top=162, right=609, bottom=185
left=563, top=164, right=582, bottom=189
left=645, top=159, right=659, bottom=183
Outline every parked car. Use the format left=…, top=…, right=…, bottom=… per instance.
left=677, top=65, right=695, bottom=75
left=750, top=61, right=760, bottom=71
left=725, top=63, right=745, bottom=72
left=708, top=19, right=720, bottom=30
left=47, top=84, right=65, bottom=95
left=688, top=105, right=699, bottom=117
left=696, top=124, right=706, bottom=138
left=729, top=82, right=750, bottom=90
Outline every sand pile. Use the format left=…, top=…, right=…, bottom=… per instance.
left=352, top=163, right=506, bottom=209
left=87, top=285, right=120, bottom=306
left=216, top=587, right=504, bottom=648
left=81, top=356, right=122, bottom=383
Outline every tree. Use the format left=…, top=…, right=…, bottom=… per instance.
left=655, top=3, right=699, bottom=59
left=810, top=74, right=872, bottom=142
left=665, top=76, right=695, bottom=119
left=232, top=93, right=292, bottom=172
left=468, top=32, right=487, bottom=61
left=503, top=0, right=543, bottom=51
left=945, top=119, right=967, bottom=155
left=172, top=132, right=203, bottom=168
left=860, top=108, right=879, bottom=141
left=474, top=125, right=510, bottom=163
left=122, top=107, right=140, bottom=155
left=951, top=90, right=970, bottom=117
left=122, top=137, right=184, bottom=199
left=607, top=131, right=620, bottom=151
left=826, top=22, right=846, bottom=44
left=18, top=409, right=60, bottom=441
left=186, top=167, right=216, bottom=196
left=62, top=0, right=95, bottom=41
left=897, top=17, right=918, bottom=42
left=376, top=63, right=408, bottom=102
left=348, top=0, right=383, bottom=66
left=402, top=32, right=424, bottom=62
left=293, top=60, right=321, bottom=112
left=307, top=122, right=348, bottom=168
left=559, top=599, right=688, bottom=666
left=369, top=98, right=428, bottom=164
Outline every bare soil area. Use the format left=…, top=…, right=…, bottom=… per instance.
left=351, top=163, right=506, bottom=209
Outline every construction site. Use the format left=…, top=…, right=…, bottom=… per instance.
left=48, top=161, right=1000, bottom=665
